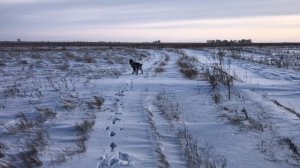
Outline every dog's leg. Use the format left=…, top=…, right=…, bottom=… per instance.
left=139, top=67, right=143, bottom=74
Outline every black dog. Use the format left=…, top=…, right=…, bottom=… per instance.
left=129, top=59, right=143, bottom=75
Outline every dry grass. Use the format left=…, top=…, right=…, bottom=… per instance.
left=220, top=107, right=265, bottom=132
left=165, top=55, right=170, bottom=62
left=74, top=119, right=95, bottom=134
left=0, top=143, right=6, bottom=158
left=19, top=142, right=43, bottom=167
left=271, top=99, right=300, bottom=119
left=75, top=136, right=87, bottom=153
left=53, top=152, right=66, bottom=163
left=36, top=107, right=56, bottom=123
left=177, top=55, right=199, bottom=79
left=94, top=96, right=105, bottom=108
left=155, top=56, right=169, bottom=74
left=63, top=100, right=76, bottom=110
left=87, top=96, right=105, bottom=109
left=83, top=56, right=96, bottom=63
left=57, top=63, right=70, bottom=71
left=279, top=137, right=300, bottom=159
left=156, top=90, right=181, bottom=125
left=178, top=128, right=227, bottom=168
left=159, top=62, right=167, bottom=66
left=155, top=147, right=170, bottom=168
left=155, top=67, right=165, bottom=73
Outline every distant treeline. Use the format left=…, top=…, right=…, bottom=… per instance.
left=207, top=39, right=252, bottom=44
left=0, top=41, right=299, bottom=48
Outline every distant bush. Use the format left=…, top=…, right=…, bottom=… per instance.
left=83, top=56, right=96, bottom=63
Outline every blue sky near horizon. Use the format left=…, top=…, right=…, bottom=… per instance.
left=0, top=0, right=300, bottom=42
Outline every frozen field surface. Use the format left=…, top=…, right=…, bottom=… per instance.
left=0, top=46, right=300, bottom=168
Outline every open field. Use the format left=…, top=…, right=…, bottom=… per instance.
left=0, top=45, right=300, bottom=168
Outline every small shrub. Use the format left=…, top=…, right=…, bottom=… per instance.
left=64, top=51, right=75, bottom=59
left=57, top=63, right=70, bottom=71
left=94, top=96, right=104, bottom=108
left=279, top=137, right=300, bottom=158
left=155, top=67, right=165, bottom=73
left=212, top=89, right=222, bottom=104
left=178, top=128, right=227, bottom=168
left=36, top=107, right=56, bottom=122
left=87, top=96, right=105, bottom=109
left=19, top=60, right=28, bottom=65
left=54, top=152, right=66, bottom=163
left=76, top=136, right=87, bottom=153
left=221, top=110, right=264, bottom=132
left=63, top=100, right=76, bottom=110
left=177, top=54, right=199, bottom=79
left=159, top=62, right=167, bottom=66
left=74, top=119, right=95, bottom=134
left=16, top=112, right=34, bottom=132
left=19, top=142, right=43, bottom=167
left=83, top=56, right=96, bottom=63
left=180, top=68, right=199, bottom=79
left=241, top=107, right=248, bottom=119
left=0, top=143, right=6, bottom=158
left=165, top=55, right=170, bottom=62
left=155, top=147, right=170, bottom=168
left=156, top=90, right=181, bottom=124
left=271, top=99, right=300, bottom=119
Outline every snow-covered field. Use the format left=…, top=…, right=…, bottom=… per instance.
left=0, top=46, right=300, bottom=168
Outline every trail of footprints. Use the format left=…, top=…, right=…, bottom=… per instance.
left=107, top=80, right=134, bottom=152
left=97, top=80, right=134, bottom=167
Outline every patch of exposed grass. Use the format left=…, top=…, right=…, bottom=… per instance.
left=87, top=96, right=105, bottom=109
left=178, top=128, right=227, bottom=168
left=220, top=107, right=265, bottom=132
left=156, top=90, right=181, bottom=125
left=271, top=99, right=300, bottom=119
left=155, top=67, right=165, bottom=73
left=83, top=56, right=96, bottom=63
left=279, top=137, right=300, bottom=159
left=74, top=119, right=95, bottom=134
left=155, top=147, right=170, bottom=168
left=177, top=55, right=199, bottom=79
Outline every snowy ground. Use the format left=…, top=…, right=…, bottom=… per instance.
left=0, top=46, right=300, bottom=168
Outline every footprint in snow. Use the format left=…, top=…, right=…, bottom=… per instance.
left=97, top=152, right=133, bottom=168
left=110, top=142, right=117, bottom=152
left=110, top=131, right=116, bottom=137
left=112, top=118, right=121, bottom=124
left=116, top=90, right=125, bottom=96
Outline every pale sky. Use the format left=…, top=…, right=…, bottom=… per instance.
left=1, top=0, right=300, bottom=42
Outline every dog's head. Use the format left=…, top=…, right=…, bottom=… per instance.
left=129, top=59, right=133, bottom=64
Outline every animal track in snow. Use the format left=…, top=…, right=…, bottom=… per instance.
left=110, top=131, right=116, bottom=137
left=110, top=142, right=117, bottom=152
left=112, top=117, right=121, bottom=124
left=97, top=152, right=133, bottom=168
